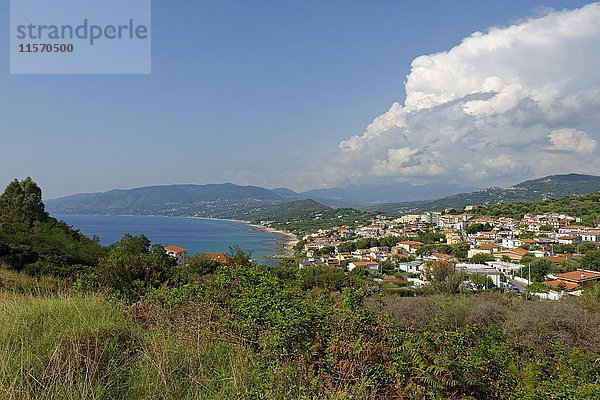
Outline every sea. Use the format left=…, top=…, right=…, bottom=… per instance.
left=52, top=214, right=286, bottom=265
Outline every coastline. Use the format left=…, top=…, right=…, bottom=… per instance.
left=190, top=216, right=298, bottom=258
left=248, top=223, right=298, bottom=258
left=54, top=213, right=299, bottom=260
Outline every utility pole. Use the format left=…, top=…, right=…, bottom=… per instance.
left=528, top=262, right=531, bottom=301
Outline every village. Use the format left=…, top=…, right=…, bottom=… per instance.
left=296, top=209, right=600, bottom=299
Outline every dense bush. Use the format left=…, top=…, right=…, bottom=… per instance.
left=0, top=178, right=104, bottom=278
left=83, top=234, right=179, bottom=302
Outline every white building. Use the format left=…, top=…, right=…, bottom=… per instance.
left=164, top=245, right=188, bottom=266
left=486, top=261, right=521, bottom=279
left=456, top=263, right=502, bottom=287
left=397, top=261, right=423, bottom=274
left=348, top=261, right=379, bottom=272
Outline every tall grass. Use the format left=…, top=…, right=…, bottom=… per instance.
left=0, top=289, right=262, bottom=399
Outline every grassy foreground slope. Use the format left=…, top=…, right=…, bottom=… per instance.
left=0, top=290, right=259, bottom=400
left=1, top=267, right=600, bottom=400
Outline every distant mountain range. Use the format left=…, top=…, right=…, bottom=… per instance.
left=45, top=173, right=600, bottom=218
left=372, top=174, right=600, bottom=214
left=284, top=182, right=472, bottom=207
left=45, top=181, right=471, bottom=217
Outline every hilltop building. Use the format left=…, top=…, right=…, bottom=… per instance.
left=164, top=245, right=188, bottom=266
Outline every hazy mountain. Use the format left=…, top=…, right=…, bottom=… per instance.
left=46, top=174, right=597, bottom=218
left=374, top=174, right=600, bottom=215
left=298, top=182, right=472, bottom=207
left=270, top=188, right=299, bottom=199
left=45, top=183, right=285, bottom=217
left=47, top=181, right=473, bottom=216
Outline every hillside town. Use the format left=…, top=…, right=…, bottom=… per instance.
left=296, top=209, right=600, bottom=299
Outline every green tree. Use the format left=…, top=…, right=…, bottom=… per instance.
left=225, top=245, right=254, bottom=267
left=416, top=244, right=452, bottom=257
left=578, top=242, right=599, bottom=254
left=470, top=252, right=495, bottom=264
left=520, top=258, right=552, bottom=282
left=469, top=273, right=495, bottom=290
left=451, top=242, right=468, bottom=259
left=582, top=250, right=600, bottom=271
left=0, top=178, right=104, bottom=275
left=465, top=223, right=492, bottom=235
left=94, top=234, right=177, bottom=301
left=186, top=253, right=222, bottom=277
left=0, top=177, right=47, bottom=227
left=297, top=265, right=349, bottom=292
left=421, top=260, right=465, bottom=294
left=555, top=259, right=580, bottom=273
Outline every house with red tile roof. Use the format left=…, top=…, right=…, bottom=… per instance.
left=205, top=252, right=228, bottom=265
left=492, top=247, right=529, bottom=261
left=543, top=269, right=600, bottom=292
left=545, top=254, right=575, bottom=266
left=164, top=245, right=188, bottom=266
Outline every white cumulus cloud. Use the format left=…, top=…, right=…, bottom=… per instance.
left=327, top=3, right=600, bottom=187
left=547, top=128, right=597, bottom=154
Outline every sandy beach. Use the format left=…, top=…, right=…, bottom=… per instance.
left=248, top=223, right=299, bottom=258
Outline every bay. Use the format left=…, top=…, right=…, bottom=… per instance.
left=53, top=214, right=286, bottom=264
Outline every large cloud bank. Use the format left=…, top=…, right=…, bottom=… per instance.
left=331, top=3, right=600, bottom=187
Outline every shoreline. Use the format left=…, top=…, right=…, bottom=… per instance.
left=248, top=223, right=298, bottom=258
left=190, top=216, right=298, bottom=258
left=54, top=213, right=299, bottom=259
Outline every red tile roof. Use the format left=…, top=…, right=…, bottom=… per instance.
left=205, top=253, right=227, bottom=263
left=478, top=243, right=501, bottom=250
left=521, top=239, right=537, bottom=244
left=397, top=241, right=424, bottom=246
left=164, top=245, right=187, bottom=253
left=545, top=255, right=573, bottom=265
left=352, top=262, right=379, bottom=267
left=510, top=247, right=530, bottom=256
left=555, top=269, right=600, bottom=283
left=543, top=279, right=580, bottom=291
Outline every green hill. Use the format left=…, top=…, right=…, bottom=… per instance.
left=514, top=174, right=600, bottom=196
left=248, top=199, right=377, bottom=235
left=473, top=192, right=600, bottom=224
left=374, top=174, right=600, bottom=215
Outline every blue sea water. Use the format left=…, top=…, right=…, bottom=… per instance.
left=53, top=214, right=285, bottom=264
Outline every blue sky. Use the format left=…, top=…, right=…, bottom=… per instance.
left=1, top=0, right=597, bottom=198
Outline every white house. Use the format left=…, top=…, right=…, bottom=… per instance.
left=501, top=238, right=523, bottom=249
left=348, top=261, right=379, bottom=272
left=581, top=230, right=600, bottom=242
left=456, top=263, right=502, bottom=287
left=397, top=261, right=423, bottom=274
left=164, top=245, right=188, bottom=266
left=486, top=260, right=521, bottom=279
